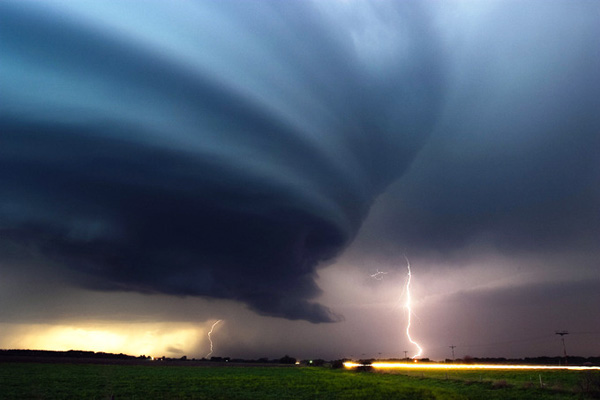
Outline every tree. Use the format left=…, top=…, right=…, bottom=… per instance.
left=279, top=355, right=296, bottom=364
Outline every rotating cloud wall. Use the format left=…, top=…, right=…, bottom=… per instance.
left=0, top=1, right=444, bottom=322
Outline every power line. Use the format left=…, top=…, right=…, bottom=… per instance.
left=555, top=330, right=569, bottom=365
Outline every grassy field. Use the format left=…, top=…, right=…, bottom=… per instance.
left=0, top=362, right=599, bottom=399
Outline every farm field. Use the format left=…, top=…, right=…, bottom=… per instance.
left=0, top=362, right=599, bottom=399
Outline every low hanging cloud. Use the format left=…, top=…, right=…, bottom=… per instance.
left=0, top=1, right=444, bottom=322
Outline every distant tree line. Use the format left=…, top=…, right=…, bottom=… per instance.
left=447, top=356, right=600, bottom=365
left=4, top=350, right=597, bottom=367
left=0, top=349, right=139, bottom=360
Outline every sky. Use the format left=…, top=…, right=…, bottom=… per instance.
left=0, top=0, right=598, bottom=361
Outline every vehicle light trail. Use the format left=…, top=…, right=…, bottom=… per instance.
left=343, top=361, right=600, bottom=371
left=403, top=255, right=422, bottom=359
left=205, top=319, right=222, bottom=358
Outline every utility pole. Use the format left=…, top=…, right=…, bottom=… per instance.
left=449, top=345, right=456, bottom=361
left=403, top=350, right=408, bottom=360
left=555, top=330, right=569, bottom=365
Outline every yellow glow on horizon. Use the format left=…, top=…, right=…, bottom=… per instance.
left=0, top=322, right=205, bottom=357
left=344, top=361, right=600, bottom=371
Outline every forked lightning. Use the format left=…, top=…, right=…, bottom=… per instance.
left=205, top=319, right=222, bottom=358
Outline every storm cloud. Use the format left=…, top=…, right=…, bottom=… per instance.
left=1, top=0, right=598, bottom=362
left=351, top=0, right=600, bottom=262
left=0, top=1, right=444, bottom=322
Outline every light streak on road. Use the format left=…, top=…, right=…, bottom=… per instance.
left=343, top=361, right=600, bottom=371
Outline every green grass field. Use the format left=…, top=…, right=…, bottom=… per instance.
left=0, top=363, right=598, bottom=399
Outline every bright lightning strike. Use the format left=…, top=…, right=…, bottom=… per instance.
left=403, top=255, right=423, bottom=359
left=370, top=269, right=388, bottom=280
left=205, top=319, right=222, bottom=358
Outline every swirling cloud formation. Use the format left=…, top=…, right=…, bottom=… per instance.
left=0, top=1, right=443, bottom=322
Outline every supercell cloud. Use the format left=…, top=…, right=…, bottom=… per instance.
left=0, top=1, right=444, bottom=322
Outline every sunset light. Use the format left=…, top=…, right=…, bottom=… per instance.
left=3, top=323, right=203, bottom=358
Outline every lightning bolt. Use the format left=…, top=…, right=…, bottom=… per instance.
left=205, top=319, right=222, bottom=358
left=370, top=269, right=388, bottom=280
left=403, top=255, right=423, bottom=359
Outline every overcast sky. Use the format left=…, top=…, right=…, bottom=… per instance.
left=1, top=0, right=598, bottom=361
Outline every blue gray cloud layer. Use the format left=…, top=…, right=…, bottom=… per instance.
left=359, top=1, right=599, bottom=261
left=0, top=1, right=443, bottom=322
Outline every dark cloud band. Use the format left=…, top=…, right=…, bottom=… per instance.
left=0, top=1, right=443, bottom=322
